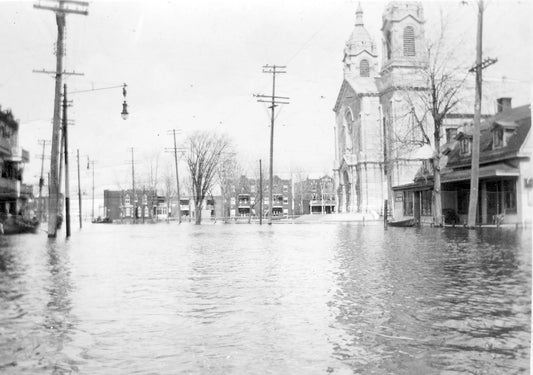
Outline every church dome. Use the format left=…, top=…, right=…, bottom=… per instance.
left=345, top=4, right=376, bottom=55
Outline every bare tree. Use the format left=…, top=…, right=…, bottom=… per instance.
left=395, top=9, right=469, bottom=226
left=217, top=152, right=240, bottom=221
left=184, top=131, right=231, bottom=224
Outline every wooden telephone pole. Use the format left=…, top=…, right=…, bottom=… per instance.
left=77, top=149, right=82, bottom=229
left=256, top=65, right=289, bottom=225
left=34, top=0, right=88, bottom=237
left=129, top=148, right=136, bottom=223
left=165, top=129, right=184, bottom=224
left=467, top=0, right=497, bottom=228
left=62, top=84, right=71, bottom=237
left=37, top=139, right=51, bottom=222
left=87, top=159, right=96, bottom=221
left=259, top=159, right=263, bottom=225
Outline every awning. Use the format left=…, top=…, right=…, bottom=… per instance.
left=442, top=162, right=519, bottom=183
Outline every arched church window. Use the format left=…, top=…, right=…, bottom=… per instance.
left=403, top=26, right=415, bottom=57
left=359, top=59, right=370, bottom=77
left=386, top=31, right=392, bottom=60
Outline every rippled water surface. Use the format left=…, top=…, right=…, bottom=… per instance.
left=0, top=223, right=531, bottom=374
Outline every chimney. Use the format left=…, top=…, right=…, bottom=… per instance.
left=497, top=97, right=512, bottom=113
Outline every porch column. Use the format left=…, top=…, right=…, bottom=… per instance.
left=337, top=185, right=343, bottom=213
left=481, top=181, right=488, bottom=224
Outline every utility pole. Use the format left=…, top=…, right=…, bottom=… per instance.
left=37, top=139, right=51, bottom=222
left=62, top=84, right=71, bottom=237
left=381, top=105, right=390, bottom=228
left=259, top=159, right=263, bottom=225
left=165, top=129, right=183, bottom=224
left=130, top=147, right=136, bottom=223
left=77, top=149, right=82, bottom=229
left=34, top=0, right=88, bottom=238
left=142, top=186, right=145, bottom=224
left=255, top=65, right=289, bottom=225
left=467, top=0, right=497, bottom=228
left=87, top=159, right=95, bottom=222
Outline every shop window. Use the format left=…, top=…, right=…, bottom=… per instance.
left=421, top=190, right=432, bottom=216
left=403, top=191, right=413, bottom=216
left=503, top=180, right=517, bottom=213
left=457, top=189, right=469, bottom=215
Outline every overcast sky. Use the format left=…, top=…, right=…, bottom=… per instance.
left=0, top=0, right=531, bottom=196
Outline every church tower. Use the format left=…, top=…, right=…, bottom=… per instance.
left=380, top=1, right=427, bottom=89
left=343, top=3, right=378, bottom=80
left=379, top=1, right=429, bottom=197
left=334, top=3, right=385, bottom=214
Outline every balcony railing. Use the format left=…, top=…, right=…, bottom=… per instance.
left=310, top=199, right=336, bottom=205
left=0, top=177, right=20, bottom=196
left=0, top=138, right=11, bottom=155
left=20, top=184, right=33, bottom=197
left=21, top=149, right=30, bottom=162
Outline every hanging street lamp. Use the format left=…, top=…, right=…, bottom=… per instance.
left=121, top=83, right=129, bottom=120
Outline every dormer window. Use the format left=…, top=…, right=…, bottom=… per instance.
left=460, top=138, right=471, bottom=156
left=493, top=127, right=504, bottom=149
left=125, top=194, right=130, bottom=205
left=492, top=122, right=516, bottom=149
left=445, top=128, right=458, bottom=143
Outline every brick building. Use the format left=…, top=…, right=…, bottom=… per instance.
left=294, top=175, right=336, bottom=215
left=0, top=106, right=33, bottom=217
left=103, top=189, right=157, bottom=221
left=227, top=175, right=293, bottom=219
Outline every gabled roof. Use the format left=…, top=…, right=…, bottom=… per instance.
left=492, top=120, right=519, bottom=129
left=381, top=13, right=424, bottom=31
left=333, top=77, right=379, bottom=112
left=447, top=104, right=531, bottom=168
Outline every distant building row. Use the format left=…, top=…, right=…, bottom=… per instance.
left=102, top=174, right=337, bottom=222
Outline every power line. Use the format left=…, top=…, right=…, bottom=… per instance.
left=34, top=0, right=88, bottom=237
left=256, top=64, right=290, bottom=225
left=165, top=129, right=185, bottom=223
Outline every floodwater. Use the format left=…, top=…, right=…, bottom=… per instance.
left=0, top=222, right=530, bottom=374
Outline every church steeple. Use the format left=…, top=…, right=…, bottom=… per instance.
left=380, top=1, right=427, bottom=77
left=355, top=2, right=364, bottom=26
left=343, top=3, right=377, bottom=78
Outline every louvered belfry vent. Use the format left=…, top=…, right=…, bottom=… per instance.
left=403, top=26, right=415, bottom=57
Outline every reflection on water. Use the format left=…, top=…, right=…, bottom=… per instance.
left=0, top=224, right=530, bottom=374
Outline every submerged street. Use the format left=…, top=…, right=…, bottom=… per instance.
left=0, top=224, right=530, bottom=374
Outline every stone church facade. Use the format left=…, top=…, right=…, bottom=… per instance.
left=333, top=2, right=430, bottom=214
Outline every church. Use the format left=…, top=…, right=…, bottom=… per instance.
left=333, top=1, right=432, bottom=215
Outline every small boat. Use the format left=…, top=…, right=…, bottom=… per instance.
left=0, top=216, right=40, bottom=235
left=92, top=217, right=112, bottom=224
left=388, top=218, right=417, bottom=227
